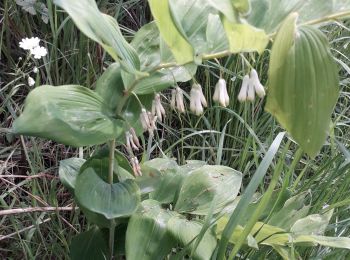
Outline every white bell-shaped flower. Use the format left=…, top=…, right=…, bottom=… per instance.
left=213, top=78, right=229, bottom=107
left=131, top=157, right=142, bottom=176
left=247, top=80, right=255, bottom=101
left=250, top=69, right=266, bottom=98
left=171, top=87, right=185, bottom=113
left=238, top=75, right=249, bottom=102
left=190, top=83, right=207, bottom=116
left=140, top=108, right=157, bottom=135
left=152, top=94, right=166, bottom=121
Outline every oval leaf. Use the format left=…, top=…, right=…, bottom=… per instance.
left=12, top=85, right=124, bottom=147
left=75, top=167, right=140, bottom=219
left=174, top=165, right=242, bottom=215
left=266, top=15, right=339, bottom=157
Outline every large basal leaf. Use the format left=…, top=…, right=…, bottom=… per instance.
left=174, top=165, right=242, bottom=215
left=53, top=0, right=141, bottom=74
left=148, top=0, right=194, bottom=64
left=70, top=227, right=108, bottom=260
left=58, top=157, right=86, bottom=192
left=167, top=217, right=217, bottom=260
left=266, top=14, right=339, bottom=157
left=248, top=0, right=350, bottom=33
left=75, top=167, right=140, bottom=219
left=125, top=200, right=176, bottom=260
left=12, top=85, right=125, bottom=147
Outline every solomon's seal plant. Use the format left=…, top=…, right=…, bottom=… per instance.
left=11, top=0, right=350, bottom=259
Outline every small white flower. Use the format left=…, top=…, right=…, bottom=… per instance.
left=238, top=75, right=249, bottom=102
left=28, top=76, right=35, bottom=87
left=126, top=131, right=139, bottom=151
left=131, top=157, right=142, bottom=176
left=237, top=69, right=266, bottom=102
left=250, top=69, right=266, bottom=98
left=31, top=46, right=48, bottom=59
left=140, top=108, right=157, bottom=135
left=152, top=94, right=166, bottom=121
left=170, top=87, right=185, bottom=113
left=190, top=83, right=207, bottom=116
left=19, top=37, right=40, bottom=50
left=129, top=128, right=141, bottom=148
left=33, top=67, right=38, bottom=73
left=213, top=78, right=229, bottom=107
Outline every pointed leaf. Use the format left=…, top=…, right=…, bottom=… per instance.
left=266, top=14, right=339, bottom=157
left=53, top=0, right=141, bottom=73
left=148, top=0, right=194, bottom=64
left=12, top=85, right=124, bottom=147
left=175, top=165, right=242, bottom=215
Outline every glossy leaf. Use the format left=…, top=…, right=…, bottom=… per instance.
left=175, top=165, right=242, bottom=215
left=12, top=85, right=124, bottom=147
left=75, top=167, right=140, bottom=219
left=248, top=0, right=350, bottom=33
left=148, top=0, right=194, bottom=64
left=58, top=158, right=85, bottom=192
left=266, top=14, right=339, bottom=157
left=125, top=200, right=176, bottom=260
left=70, top=227, right=108, bottom=260
left=53, top=0, right=141, bottom=73
left=167, top=217, right=217, bottom=260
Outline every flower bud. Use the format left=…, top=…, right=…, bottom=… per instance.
left=250, top=69, right=265, bottom=98
left=152, top=94, right=166, bottom=121
left=238, top=75, right=249, bottom=102
left=175, top=87, right=185, bottom=113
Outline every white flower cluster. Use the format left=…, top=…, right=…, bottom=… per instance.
left=19, top=37, right=47, bottom=59
left=190, top=83, right=207, bottom=116
left=238, top=69, right=265, bottom=102
left=140, top=108, right=157, bottom=135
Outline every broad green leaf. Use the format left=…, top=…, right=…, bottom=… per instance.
left=167, top=217, right=217, bottom=260
left=248, top=0, right=350, bottom=33
left=12, top=85, right=124, bottom=147
left=94, top=63, right=155, bottom=135
left=206, top=14, right=229, bottom=53
left=268, top=191, right=311, bottom=230
left=53, top=0, right=141, bottom=74
left=121, top=22, right=197, bottom=94
left=95, top=63, right=124, bottom=112
left=75, top=167, right=140, bottom=219
left=58, top=158, right=85, bottom=192
left=148, top=0, right=194, bottom=64
left=290, top=209, right=334, bottom=235
left=266, top=14, right=339, bottom=157
left=70, top=227, right=108, bottom=260
left=125, top=200, right=176, bottom=260
left=216, top=218, right=259, bottom=249
left=206, top=0, right=236, bottom=22
left=222, top=17, right=269, bottom=54
left=175, top=165, right=242, bottom=215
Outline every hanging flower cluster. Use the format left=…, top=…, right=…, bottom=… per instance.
left=152, top=94, right=166, bottom=122
left=238, top=69, right=266, bottom=102
left=170, top=87, right=185, bottom=113
left=140, top=108, right=157, bottom=135
left=125, top=128, right=141, bottom=152
left=19, top=37, right=47, bottom=59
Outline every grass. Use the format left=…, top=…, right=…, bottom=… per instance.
left=1, top=0, right=350, bottom=259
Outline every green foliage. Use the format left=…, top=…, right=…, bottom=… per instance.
left=12, top=85, right=125, bottom=147
left=266, top=14, right=339, bottom=157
